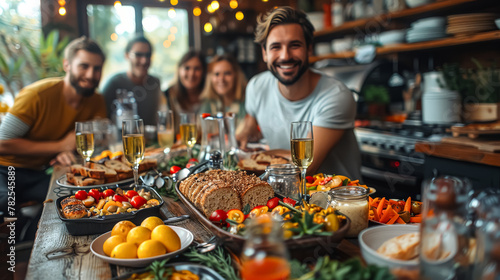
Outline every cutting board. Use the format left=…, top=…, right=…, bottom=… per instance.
left=441, top=137, right=500, bottom=152
left=450, top=121, right=500, bottom=138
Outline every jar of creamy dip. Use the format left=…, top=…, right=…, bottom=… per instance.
left=330, top=186, right=369, bottom=237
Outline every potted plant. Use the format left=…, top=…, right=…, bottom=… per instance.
left=362, top=85, right=390, bottom=119
left=440, top=59, right=500, bottom=122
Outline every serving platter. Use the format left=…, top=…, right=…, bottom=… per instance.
left=90, top=226, right=194, bottom=267
left=175, top=175, right=351, bottom=258
left=56, top=174, right=135, bottom=190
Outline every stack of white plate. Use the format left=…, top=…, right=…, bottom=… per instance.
left=447, top=13, right=497, bottom=36
left=406, top=17, right=447, bottom=43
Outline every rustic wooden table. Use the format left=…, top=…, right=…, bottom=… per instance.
left=25, top=165, right=214, bottom=280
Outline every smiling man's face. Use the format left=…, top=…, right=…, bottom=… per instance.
left=262, top=23, right=310, bottom=86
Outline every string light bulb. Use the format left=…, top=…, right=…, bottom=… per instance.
left=229, top=0, right=238, bottom=9
left=114, top=1, right=122, bottom=8
left=235, top=11, right=244, bottom=21
left=170, top=26, right=178, bottom=34
left=170, top=0, right=178, bottom=5
left=210, top=1, right=220, bottom=11
left=204, top=22, right=213, bottom=33
left=168, top=8, right=176, bottom=18
left=58, top=0, right=66, bottom=6
left=58, top=7, right=66, bottom=16
left=110, top=33, right=118, bottom=41
left=193, top=7, right=201, bottom=16
left=168, top=34, right=175, bottom=41
left=163, top=40, right=171, bottom=48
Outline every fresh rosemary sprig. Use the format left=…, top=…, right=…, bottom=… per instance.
left=148, top=259, right=173, bottom=280
left=158, top=177, right=179, bottom=201
left=182, top=247, right=239, bottom=280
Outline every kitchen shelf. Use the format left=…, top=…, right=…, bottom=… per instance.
left=310, top=30, right=500, bottom=63
left=314, top=0, right=478, bottom=37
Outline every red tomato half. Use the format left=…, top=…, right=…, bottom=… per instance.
left=88, top=189, right=101, bottom=201
left=113, top=194, right=128, bottom=203
left=125, top=190, right=139, bottom=199
left=75, top=190, right=88, bottom=200
left=102, top=189, right=115, bottom=197
left=130, top=195, right=147, bottom=209
left=170, top=166, right=182, bottom=174
left=209, top=209, right=228, bottom=224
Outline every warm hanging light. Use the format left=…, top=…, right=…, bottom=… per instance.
left=170, top=0, right=178, bottom=5
left=110, top=33, right=118, bottom=41
left=163, top=40, right=171, bottom=48
left=262, top=0, right=269, bottom=2
left=204, top=22, right=213, bottom=33
left=170, top=26, right=178, bottom=34
left=168, top=34, right=175, bottom=41
left=114, top=1, right=122, bottom=8
left=193, top=7, right=202, bottom=16
left=210, top=1, right=220, bottom=11
left=58, top=7, right=66, bottom=16
left=58, top=0, right=66, bottom=6
left=207, top=5, right=214, bottom=13
left=229, top=0, right=238, bottom=9
left=168, top=8, right=176, bottom=18
left=235, top=11, right=244, bottom=21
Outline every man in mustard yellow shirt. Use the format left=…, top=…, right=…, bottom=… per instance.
left=0, top=37, right=107, bottom=216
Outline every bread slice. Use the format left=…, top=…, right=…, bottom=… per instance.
left=377, top=232, right=421, bottom=260
left=201, top=187, right=242, bottom=217
left=70, top=164, right=85, bottom=175
left=80, top=167, right=106, bottom=180
left=66, top=173, right=104, bottom=186
left=104, top=159, right=132, bottom=173
left=240, top=182, right=274, bottom=209
left=89, top=162, right=118, bottom=183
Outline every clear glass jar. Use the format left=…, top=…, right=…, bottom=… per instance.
left=261, top=164, right=300, bottom=200
left=330, top=186, right=369, bottom=237
left=240, top=215, right=290, bottom=280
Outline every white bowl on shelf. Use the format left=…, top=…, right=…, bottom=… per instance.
left=378, top=30, right=406, bottom=46
left=405, top=0, right=433, bottom=8
left=331, top=37, right=354, bottom=53
left=495, top=18, right=500, bottom=29
left=306, top=12, right=324, bottom=31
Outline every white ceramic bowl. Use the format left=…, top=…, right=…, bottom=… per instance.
left=378, top=30, right=406, bottom=46
left=358, top=225, right=420, bottom=270
left=306, top=12, right=324, bottom=31
left=495, top=18, right=500, bottom=30
left=331, top=37, right=354, bottom=53
left=405, top=0, right=433, bottom=8
left=90, top=226, right=194, bottom=267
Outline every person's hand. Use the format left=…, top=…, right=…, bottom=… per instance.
left=50, top=151, right=76, bottom=166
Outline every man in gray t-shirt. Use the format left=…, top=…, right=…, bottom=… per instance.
left=236, top=7, right=361, bottom=179
left=101, top=36, right=166, bottom=126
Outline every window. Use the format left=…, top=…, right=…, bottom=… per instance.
left=84, top=2, right=191, bottom=90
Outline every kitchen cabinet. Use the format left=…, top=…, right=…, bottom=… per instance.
left=310, top=0, right=500, bottom=63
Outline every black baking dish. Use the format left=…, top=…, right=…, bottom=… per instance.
left=56, top=186, right=164, bottom=236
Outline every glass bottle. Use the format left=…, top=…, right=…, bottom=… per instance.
left=262, top=164, right=300, bottom=201
left=240, top=215, right=290, bottom=280
left=329, top=186, right=369, bottom=237
left=419, top=176, right=472, bottom=280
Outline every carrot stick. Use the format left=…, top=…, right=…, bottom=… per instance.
left=404, top=196, right=412, bottom=213
left=380, top=204, right=393, bottom=223
left=410, top=216, right=422, bottom=223
left=396, top=217, right=406, bottom=224
left=371, top=197, right=380, bottom=207
left=377, top=197, right=386, bottom=218
left=387, top=214, right=399, bottom=224
left=369, top=196, right=373, bottom=206
left=371, top=206, right=380, bottom=222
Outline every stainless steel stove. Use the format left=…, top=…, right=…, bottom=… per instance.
left=354, top=120, right=450, bottom=199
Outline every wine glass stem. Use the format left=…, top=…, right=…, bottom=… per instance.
left=133, top=164, right=139, bottom=187
left=187, top=147, right=192, bottom=159
left=300, top=167, right=307, bottom=202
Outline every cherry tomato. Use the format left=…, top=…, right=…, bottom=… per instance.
left=306, top=176, right=315, bottom=184
left=102, top=189, right=115, bottom=197
left=250, top=206, right=269, bottom=217
left=201, top=113, right=211, bottom=119
left=186, top=163, right=196, bottom=168
left=125, top=190, right=139, bottom=199
left=227, top=209, right=245, bottom=223
left=130, top=195, right=147, bottom=209
left=188, top=158, right=199, bottom=163
left=75, top=190, right=88, bottom=200
left=113, top=194, right=128, bottom=203
left=266, top=197, right=280, bottom=209
left=88, top=189, right=101, bottom=201
left=170, top=166, right=182, bottom=174
left=209, top=209, right=228, bottom=224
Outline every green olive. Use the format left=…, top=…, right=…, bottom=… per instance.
left=324, top=214, right=340, bottom=232
left=411, top=201, right=422, bottom=215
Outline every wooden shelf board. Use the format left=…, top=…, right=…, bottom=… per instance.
left=314, top=0, right=477, bottom=37
left=310, top=30, right=500, bottom=63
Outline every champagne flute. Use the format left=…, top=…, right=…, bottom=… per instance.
left=290, top=121, right=314, bottom=202
left=180, top=112, right=197, bottom=159
left=75, top=121, right=94, bottom=166
left=122, top=119, right=145, bottom=187
left=157, top=110, right=175, bottom=156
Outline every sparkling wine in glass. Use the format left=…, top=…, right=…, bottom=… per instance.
left=75, top=121, right=94, bottom=166
left=122, top=119, right=145, bottom=187
left=290, top=121, right=314, bottom=202
left=180, top=112, right=197, bottom=159
left=157, top=110, right=175, bottom=156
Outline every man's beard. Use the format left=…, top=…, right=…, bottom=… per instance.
left=269, top=58, right=308, bottom=86
left=69, top=72, right=98, bottom=97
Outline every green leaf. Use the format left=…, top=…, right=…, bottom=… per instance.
left=242, top=204, right=251, bottom=215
